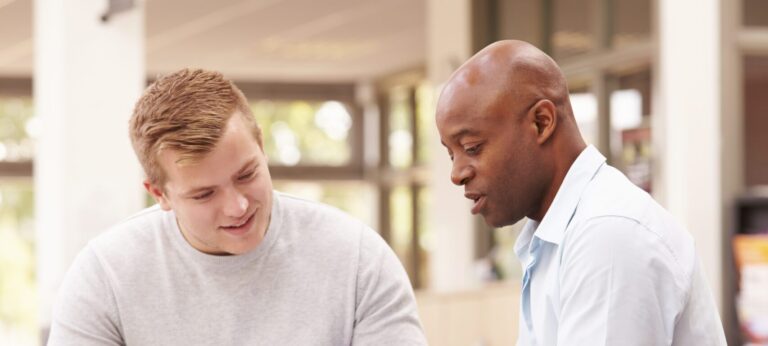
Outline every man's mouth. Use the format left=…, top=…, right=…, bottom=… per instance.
left=465, top=192, right=486, bottom=215
left=220, top=212, right=256, bottom=235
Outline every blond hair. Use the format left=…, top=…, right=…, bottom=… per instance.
left=129, top=68, right=262, bottom=186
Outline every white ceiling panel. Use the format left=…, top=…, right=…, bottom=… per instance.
left=0, top=0, right=425, bottom=82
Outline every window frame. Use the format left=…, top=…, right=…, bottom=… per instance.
left=375, top=68, right=430, bottom=288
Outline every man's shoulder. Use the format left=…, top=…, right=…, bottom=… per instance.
left=276, top=191, right=367, bottom=232
left=59, top=205, right=172, bottom=300
left=274, top=191, right=382, bottom=252
left=88, top=205, right=171, bottom=262
left=576, top=165, right=650, bottom=215
left=567, top=165, right=696, bottom=275
left=576, top=165, right=680, bottom=234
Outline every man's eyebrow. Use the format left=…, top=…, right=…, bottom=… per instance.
left=182, top=184, right=216, bottom=197
left=451, top=128, right=480, bottom=141
left=182, top=158, right=260, bottom=196
left=236, top=158, right=258, bottom=174
left=441, top=128, right=480, bottom=148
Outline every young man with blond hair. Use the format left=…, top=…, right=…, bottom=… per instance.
left=48, top=69, right=427, bottom=345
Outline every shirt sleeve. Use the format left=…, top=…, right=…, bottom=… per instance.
left=351, top=226, right=427, bottom=346
left=556, top=216, right=688, bottom=346
left=47, top=245, right=124, bottom=346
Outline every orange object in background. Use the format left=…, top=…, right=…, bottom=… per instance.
left=733, top=234, right=768, bottom=271
left=733, top=234, right=768, bottom=344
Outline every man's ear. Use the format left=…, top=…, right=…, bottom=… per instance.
left=530, top=99, right=557, bottom=145
left=144, top=180, right=171, bottom=211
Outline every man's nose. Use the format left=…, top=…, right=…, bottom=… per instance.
left=450, top=160, right=474, bottom=186
left=223, top=189, right=249, bottom=217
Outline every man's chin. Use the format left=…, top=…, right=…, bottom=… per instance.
left=481, top=213, right=502, bottom=228
left=482, top=213, right=521, bottom=228
left=220, top=243, right=256, bottom=256
left=485, top=219, right=506, bottom=228
left=228, top=229, right=266, bottom=255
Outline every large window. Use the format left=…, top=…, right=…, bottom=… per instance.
left=239, top=83, right=363, bottom=180
left=252, top=100, right=354, bottom=167
left=377, top=74, right=433, bottom=289
left=0, top=79, right=37, bottom=345
left=0, top=181, right=36, bottom=346
left=608, top=68, right=652, bottom=192
left=569, top=85, right=599, bottom=146
left=0, top=97, right=35, bottom=162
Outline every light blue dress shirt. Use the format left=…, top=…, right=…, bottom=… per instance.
left=514, top=145, right=726, bottom=346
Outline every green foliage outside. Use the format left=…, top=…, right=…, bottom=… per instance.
left=251, top=100, right=351, bottom=166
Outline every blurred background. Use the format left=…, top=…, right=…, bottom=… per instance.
left=1, top=0, right=768, bottom=345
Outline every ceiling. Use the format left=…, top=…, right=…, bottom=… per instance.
left=0, top=0, right=426, bottom=83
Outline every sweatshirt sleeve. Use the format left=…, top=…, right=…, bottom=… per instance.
left=351, top=226, right=427, bottom=346
left=47, top=245, right=124, bottom=346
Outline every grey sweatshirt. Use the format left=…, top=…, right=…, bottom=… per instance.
left=48, top=192, right=427, bottom=345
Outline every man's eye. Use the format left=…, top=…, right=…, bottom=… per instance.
left=465, top=144, right=481, bottom=155
left=193, top=191, right=213, bottom=200
left=238, top=171, right=255, bottom=181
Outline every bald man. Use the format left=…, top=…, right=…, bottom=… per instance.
left=436, top=40, right=726, bottom=346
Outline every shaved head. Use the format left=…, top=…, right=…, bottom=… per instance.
left=439, top=40, right=573, bottom=125
left=435, top=40, right=586, bottom=226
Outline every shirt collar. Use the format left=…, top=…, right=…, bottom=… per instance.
left=515, top=145, right=606, bottom=253
left=514, top=218, right=539, bottom=263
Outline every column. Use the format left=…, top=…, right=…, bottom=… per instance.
left=34, top=0, right=145, bottom=330
left=426, top=0, right=477, bottom=291
left=655, top=0, right=724, bottom=311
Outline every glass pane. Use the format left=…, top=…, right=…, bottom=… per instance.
left=0, top=97, right=36, bottom=162
left=612, top=0, right=651, bottom=48
left=570, top=91, right=599, bottom=146
left=491, top=221, right=525, bottom=281
left=415, top=83, right=435, bottom=165
left=0, top=180, right=37, bottom=346
left=609, top=69, right=653, bottom=192
left=417, top=186, right=431, bottom=288
left=145, top=191, right=156, bottom=207
left=551, top=0, right=595, bottom=59
left=251, top=100, right=353, bottom=167
left=744, top=0, right=768, bottom=27
left=744, top=56, right=768, bottom=185
left=272, top=180, right=375, bottom=227
left=390, top=185, right=414, bottom=277
left=476, top=217, right=525, bottom=282
left=388, top=87, right=413, bottom=168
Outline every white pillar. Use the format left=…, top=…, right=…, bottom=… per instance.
left=719, top=0, right=743, bottom=342
left=655, top=0, right=723, bottom=309
left=426, top=0, right=477, bottom=291
left=34, top=0, right=145, bottom=329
